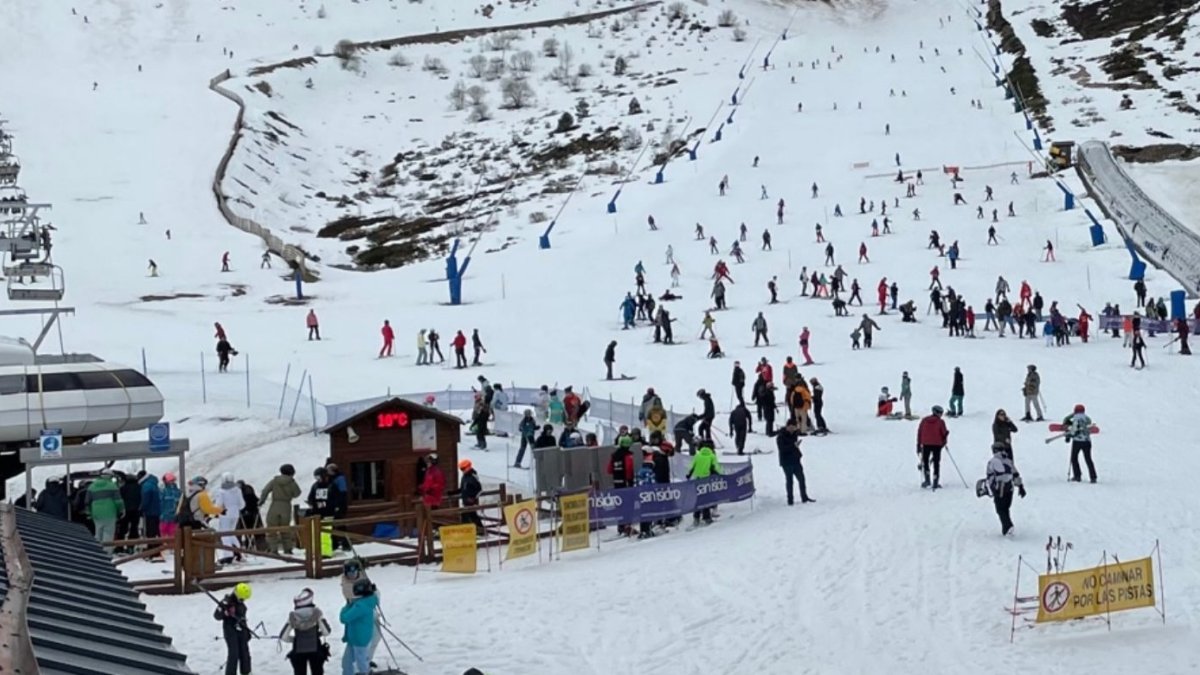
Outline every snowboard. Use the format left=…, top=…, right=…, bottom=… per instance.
left=722, top=449, right=774, bottom=456
left=1047, top=423, right=1099, bottom=434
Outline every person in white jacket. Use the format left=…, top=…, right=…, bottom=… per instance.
left=215, top=472, right=245, bottom=564
left=535, top=385, right=550, bottom=422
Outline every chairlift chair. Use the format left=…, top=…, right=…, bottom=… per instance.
left=7, top=263, right=64, bottom=301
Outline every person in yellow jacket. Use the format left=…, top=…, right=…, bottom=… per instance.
left=790, top=381, right=813, bottom=435
left=686, top=441, right=722, bottom=526
left=645, top=405, right=668, bottom=436
left=181, top=476, right=223, bottom=528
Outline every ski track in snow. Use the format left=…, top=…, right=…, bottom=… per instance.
left=4, top=0, right=1200, bottom=673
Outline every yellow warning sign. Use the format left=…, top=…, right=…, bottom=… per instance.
left=438, top=523, right=478, bottom=574
left=504, top=500, right=538, bottom=561
left=1036, top=557, right=1155, bottom=623
left=558, top=492, right=591, bottom=553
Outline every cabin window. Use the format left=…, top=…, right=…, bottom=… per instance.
left=349, top=461, right=386, bottom=501
left=75, top=371, right=122, bottom=390
left=0, top=374, right=25, bottom=395
left=27, top=372, right=82, bottom=392
left=112, top=369, right=153, bottom=387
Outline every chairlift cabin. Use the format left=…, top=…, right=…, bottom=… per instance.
left=6, top=263, right=64, bottom=302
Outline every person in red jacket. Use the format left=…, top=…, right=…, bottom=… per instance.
left=563, top=387, right=582, bottom=424
left=877, top=278, right=889, bottom=314
left=416, top=453, right=445, bottom=562
left=214, top=322, right=227, bottom=341
left=917, top=406, right=950, bottom=489
left=755, top=357, right=774, bottom=384
left=379, top=320, right=394, bottom=358
left=451, top=330, right=468, bottom=369
left=1077, top=309, right=1091, bottom=343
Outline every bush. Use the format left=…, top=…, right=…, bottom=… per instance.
left=501, top=78, right=536, bottom=109
left=467, top=54, right=488, bottom=78
left=628, top=97, right=643, bottom=115
left=575, top=100, right=590, bottom=118
left=485, top=57, right=506, bottom=81
left=717, top=9, right=738, bottom=27
left=388, top=52, right=411, bottom=67
left=543, top=37, right=560, bottom=57
left=621, top=126, right=643, bottom=150
left=556, top=112, right=575, bottom=132
left=667, top=2, right=687, bottom=21
left=469, top=101, right=492, bottom=122
left=317, top=4, right=327, bottom=19
left=448, top=81, right=468, bottom=110
left=510, top=50, right=534, bottom=73
left=423, top=55, right=447, bottom=74
left=733, top=27, right=747, bottom=42
left=490, top=31, right=519, bottom=51
left=333, top=39, right=356, bottom=59
left=578, top=63, right=594, bottom=77
left=466, top=85, right=488, bottom=105
left=614, top=55, right=628, bottom=75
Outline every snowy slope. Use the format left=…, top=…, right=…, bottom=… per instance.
left=3, top=0, right=1200, bottom=673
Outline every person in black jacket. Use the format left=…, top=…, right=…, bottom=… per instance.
left=755, top=383, right=778, bottom=436
left=647, top=431, right=672, bottom=484
left=810, top=378, right=828, bottom=433
left=729, top=403, right=752, bottom=455
left=533, top=425, right=557, bottom=449
left=604, top=340, right=617, bottom=380
left=34, top=478, right=70, bottom=520
left=731, top=361, right=746, bottom=406
left=458, top=460, right=484, bottom=531
left=696, top=389, right=716, bottom=440
left=117, top=472, right=142, bottom=552
left=216, top=338, right=237, bottom=373
left=673, top=414, right=699, bottom=455
left=776, top=421, right=815, bottom=506
left=608, top=441, right=635, bottom=489
left=991, top=409, right=1018, bottom=456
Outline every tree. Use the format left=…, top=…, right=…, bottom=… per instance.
left=469, top=101, right=492, bottom=123
left=466, top=85, right=488, bottom=105
left=467, top=54, right=488, bottom=78
left=423, top=55, right=447, bottom=74
left=575, top=99, right=590, bottom=118
left=510, top=50, right=534, bottom=74
left=552, top=42, right=575, bottom=82
left=628, top=97, right=643, bottom=115
left=556, top=112, right=575, bottom=133
left=485, top=57, right=506, bottom=81
left=333, top=39, right=362, bottom=72
left=542, top=37, right=559, bottom=57
left=614, top=55, right=628, bottom=76
left=448, top=81, right=468, bottom=111
left=500, top=77, right=535, bottom=109
left=388, top=52, right=411, bottom=67
left=717, top=9, right=738, bottom=27
left=667, top=2, right=687, bottom=21
left=733, top=27, right=747, bottom=42
left=578, top=63, right=594, bottom=78
left=621, top=126, right=643, bottom=150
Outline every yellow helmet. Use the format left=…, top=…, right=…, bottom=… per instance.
left=234, top=582, right=252, bottom=601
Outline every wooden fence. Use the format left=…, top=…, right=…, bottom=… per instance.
left=120, top=486, right=519, bottom=595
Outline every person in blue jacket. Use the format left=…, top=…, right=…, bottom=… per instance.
left=514, top=410, right=538, bottom=469
left=138, top=472, right=163, bottom=550
left=340, top=579, right=380, bottom=675
left=620, top=293, right=637, bottom=329
left=1042, top=319, right=1055, bottom=347
left=947, top=241, right=960, bottom=269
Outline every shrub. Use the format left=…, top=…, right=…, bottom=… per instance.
left=628, top=97, right=643, bottom=115
left=578, top=63, right=594, bottom=77
left=667, top=2, right=687, bottom=21
left=510, top=50, right=534, bottom=73
left=733, top=27, right=747, bottom=42
left=469, top=101, right=492, bottom=122
left=543, top=37, right=560, bottom=57
left=621, top=126, right=643, bottom=150
left=317, top=4, right=327, bottom=19
left=717, top=9, right=737, bottom=27
left=448, top=81, right=468, bottom=110
left=556, top=112, right=575, bottom=132
left=575, top=99, right=590, bottom=118
left=388, top=52, right=411, bottom=67
left=423, top=55, right=447, bottom=74
left=614, top=55, right=628, bottom=75
left=466, top=85, right=488, bottom=105
left=467, top=54, right=488, bottom=78
left=500, top=77, right=535, bottom=109
left=485, top=57, right=506, bottom=81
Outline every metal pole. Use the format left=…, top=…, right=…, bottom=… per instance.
left=200, top=352, right=207, bottom=404
left=289, top=369, right=308, bottom=425
left=308, top=374, right=318, bottom=435
left=141, top=348, right=148, bottom=375
left=278, top=364, right=291, bottom=418
left=245, top=352, right=251, bottom=409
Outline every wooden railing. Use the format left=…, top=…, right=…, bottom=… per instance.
left=118, top=487, right=518, bottom=594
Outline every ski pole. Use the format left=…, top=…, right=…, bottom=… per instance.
left=379, top=623, right=424, bottom=662
left=942, top=445, right=969, bottom=489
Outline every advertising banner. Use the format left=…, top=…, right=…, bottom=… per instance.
left=588, top=465, right=755, bottom=527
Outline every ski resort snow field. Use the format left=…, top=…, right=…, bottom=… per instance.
left=3, top=0, right=1200, bottom=673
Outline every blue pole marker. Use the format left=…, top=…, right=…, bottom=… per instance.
left=738, top=66, right=745, bottom=80
left=713, top=123, right=724, bottom=143
left=731, top=87, right=740, bottom=106
left=295, top=274, right=303, bottom=299
left=655, top=170, right=664, bottom=184
left=539, top=220, right=554, bottom=249
left=688, top=145, right=699, bottom=161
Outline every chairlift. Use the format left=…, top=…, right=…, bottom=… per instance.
left=0, top=185, right=26, bottom=216
left=7, top=263, right=64, bottom=301
left=0, top=155, right=19, bottom=183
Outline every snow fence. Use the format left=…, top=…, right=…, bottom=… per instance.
left=1076, top=141, right=1200, bottom=296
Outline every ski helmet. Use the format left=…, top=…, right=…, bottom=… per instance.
left=991, top=442, right=1008, bottom=453
left=234, top=582, right=252, bottom=600
left=458, top=459, right=473, bottom=471
left=293, top=588, right=314, bottom=608
left=163, top=471, right=176, bottom=483
left=352, top=579, right=376, bottom=598
left=931, top=405, right=944, bottom=415
left=343, top=560, right=363, bottom=578
left=1074, top=404, right=1085, bottom=413
left=193, top=475, right=208, bottom=488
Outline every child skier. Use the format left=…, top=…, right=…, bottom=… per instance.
left=214, top=583, right=254, bottom=675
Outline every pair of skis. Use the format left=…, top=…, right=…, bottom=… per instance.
left=1045, top=535, right=1073, bottom=574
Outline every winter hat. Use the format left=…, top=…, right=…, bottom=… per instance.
left=1073, top=404, right=1085, bottom=413
left=293, top=589, right=314, bottom=608
left=931, top=405, right=944, bottom=415
left=458, top=459, right=473, bottom=471
left=163, top=471, right=177, bottom=483
left=221, top=472, right=235, bottom=488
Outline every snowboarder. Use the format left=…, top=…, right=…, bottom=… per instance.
left=471, top=329, right=486, bottom=366
left=1021, top=365, right=1044, bottom=421
left=452, top=330, right=468, bottom=368
left=214, top=583, right=254, bottom=675
left=428, top=328, right=445, bottom=363
left=216, top=337, right=237, bottom=372
left=777, top=421, right=815, bottom=505
left=752, top=312, right=769, bottom=346
left=378, top=320, right=394, bottom=358
left=983, top=443, right=1025, bottom=536
left=917, top=406, right=949, bottom=489
left=603, top=340, right=617, bottom=380
left=1065, top=404, right=1097, bottom=483
left=304, top=310, right=320, bottom=341
left=948, top=366, right=964, bottom=417
left=877, top=387, right=897, bottom=417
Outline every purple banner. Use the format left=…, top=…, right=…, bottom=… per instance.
left=588, top=465, right=756, bottom=526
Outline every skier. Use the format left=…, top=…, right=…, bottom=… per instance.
left=777, top=420, right=815, bottom=505
left=216, top=337, right=237, bottom=373
left=85, top=468, right=124, bottom=553
left=752, top=312, right=769, bottom=346
left=620, top=293, right=637, bottom=329
left=214, top=583, right=254, bottom=675
left=647, top=215, right=657, bottom=231
left=928, top=266, right=941, bottom=290
left=711, top=280, right=727, bottom=310
left=1021, top=364, right=1044, bottom=421
left=729, top=402, right=752, bottom=455
left=763, top=229, right=773, bottom=250
left=471, top=329, right=486, bottom=366
left=339, top=578, right=379, bottom=675
left=1043, top=239, right=1055, bottom=262
left=415, top=329, right=429, bottom=365
left=697, top=389, right=716, bottom=440
left=603, top=340, right=617, bottom=380
left=378, top=320, right=394, bottom=358
left=947, top=367, right=964, bottom=417
left=1065, top=404, right=1097, bottom=483
left=670, top=263, right=681, bottom=287
left=876, top=278, right=889, bottom=314
left=686, top=440, right=721, bottom=525
left=221, top=251, right=230, bottom=272
left=824, top=242, right=835, bottom=266
left=984, top=443, right=1025, bottom=536
left=848, top=279, right=862, bottom=305
left=987, top=225, right=998, bottom=245
left=917, top=406, right=949, bottom=489
left=260, top=251, right=271, bottom=269
left=768, top=277, right=779, bottom=304
left=858, top=242, right=869, bottom=263
left=1134, top=278, right=1147, bottom=307
left=776, top=199, right=785, bottom=225
left=732, top=361, right=746, bottom=407
left=148, top=259, right=158, bottom=276
left=452, top=330, right=468, bottom=368
left=424, top=328, right=443, bottom=363
left=799, top=326, right=814, bottom=365
left=900, top=371, right=913, bottom=418
left=811, top=182, right=819, bottom=198
left=306, top=309, right=320, bottom=340
left=278, top=588, right=331, bottom=675
left=858, top=314, right=880, bottom=348
left=259, top=465, right=301, bottom=555
left=513, top=410, right=538, bottom=469
left=1131, top=330, right=1146, bottom=368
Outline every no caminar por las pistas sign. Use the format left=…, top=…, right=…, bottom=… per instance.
left=1036, top=557, right=1155, bottom=623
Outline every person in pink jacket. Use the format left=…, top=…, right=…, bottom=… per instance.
left=306, top=310, right=320, bottom=340
left=799, top=327, right=814, bottom=365
left=379, top=320, right=394, bottom=357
